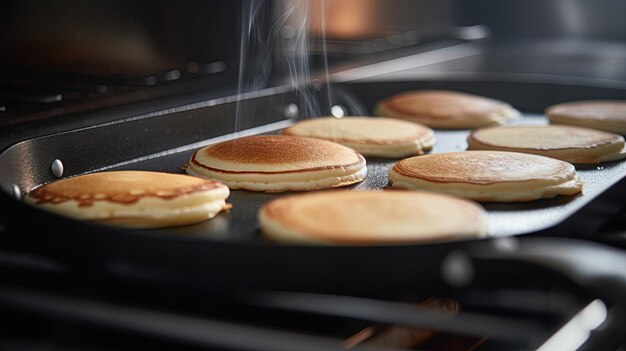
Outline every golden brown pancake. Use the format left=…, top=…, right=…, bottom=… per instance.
left=467, top=125, right=626, bottom=164
left=374, top=90, right=519, bottom=129
left=186, top=135, right=367, bottom=192
left=282, top=116, right=435, bottom=158
left=388, top=151, right=583, bottom=202
left=546, top=100, right=626, bottom=135
left=26, top=171, right=230, bottom=228
left=258, top=190, right=488, bottom=245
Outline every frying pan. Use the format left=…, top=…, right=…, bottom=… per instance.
left=1, top=79, right=625, bottom=299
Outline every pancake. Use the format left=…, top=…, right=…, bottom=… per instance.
left=26, top=171, right=230, bottom=228
left=258, top=190, right=488, bottom=245
left=388, top=151, right=583, bottom=202
left=467, top=125, right=626, bottom=164
left=186, top=135, right=367, bottom=192
left=374, top=90, right=519, bottom=129
left=546, top=100, right=626, bottom=135
left=282, top=116, right=435, bottom=158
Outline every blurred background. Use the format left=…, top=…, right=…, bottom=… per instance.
left=3, top=0, right=625, bottom=72
left=1, top=0, right=626, bottom=127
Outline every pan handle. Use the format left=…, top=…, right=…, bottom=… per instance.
left=461, top=237, right=626, bottom=350
left=464, top=237, right=626, bottom=303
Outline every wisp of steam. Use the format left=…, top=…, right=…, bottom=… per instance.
left=234, top=0, right=333, bottom=136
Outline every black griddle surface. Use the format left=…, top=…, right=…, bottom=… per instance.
left=109, top=114, right=626, bottom=241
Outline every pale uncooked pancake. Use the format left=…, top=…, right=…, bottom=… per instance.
left=26, top=171, right=230, bottom=228
left=187, top=135, right=367, bottom=192
left=282, top=117, right=435, bottom=158
left=389, top=151, right=583, bottom=202
left=467, top=125, right=626, bottom=164
left=374, top=90, right=519, bottom=129
left=258, top=190, right=488, bottom=245
left=547, top=100, right=626, bottom=135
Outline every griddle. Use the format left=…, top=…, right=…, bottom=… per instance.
left=68, top=114, right=626, bottom=240
left=1, top=79, right=625, bottom=296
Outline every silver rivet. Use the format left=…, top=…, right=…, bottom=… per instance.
left=284, top=103, right=299, bottom=119
left=494, top=237, right=519, bottom=253
left=51, top=159, right=64, bottom=178
left=11, top=184, right=22, bottom=200
left=146, top=76, right=157, bottom=86
left=163, top=69, right=181, bottom=81
left=441, top=250, right=474, bottom=287
left=331, top=105, right=345, bottom=118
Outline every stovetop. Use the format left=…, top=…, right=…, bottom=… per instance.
left=1, top=231, right=625, bottom=350
left=1, top=38, right=626, bottom=350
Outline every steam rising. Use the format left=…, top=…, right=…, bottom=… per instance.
left=235, top=0, right=332, bottom=134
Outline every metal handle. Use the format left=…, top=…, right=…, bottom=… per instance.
left=464, top=237, right=626, bottom=350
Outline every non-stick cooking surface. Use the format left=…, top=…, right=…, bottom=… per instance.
left=1, top=81, right=625, bottom=245
left=2, top=80, right=625, bottom=296
left=108, top=114, right=626, bottom=241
